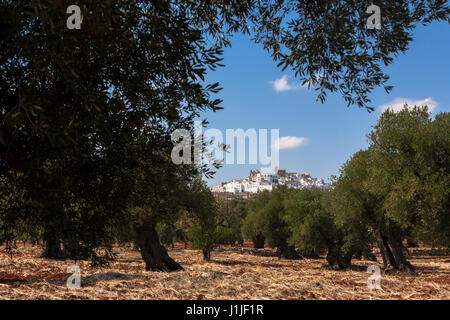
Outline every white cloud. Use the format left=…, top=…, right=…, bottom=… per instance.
left=271, top=75, right=301, bottom=92
left=379, top=97, right=438, bottom=113
left=271, top=74, right=323, bottom=92
left=274, top=136, right=309, bottom=150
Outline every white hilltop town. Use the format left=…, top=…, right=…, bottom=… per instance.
left=211, top=168, right=328, bottom=195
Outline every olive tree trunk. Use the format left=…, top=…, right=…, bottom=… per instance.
left=387, top=231, right=415, bottom=273
left=202, top=249, right=211, bottom=261
left=376, top=231, right=415, bottom=273
left=376, top=231, right=397, bottom=269
left=42, top=231, right=65, bottom=259
left=277, top=240, right=302, bottom=260
left=135, top=219, right=183, bottom=272
left=326, top=244, right=351, bottom=269
left=252, top=233, right=265, bottom=249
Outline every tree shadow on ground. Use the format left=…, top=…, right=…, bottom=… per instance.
left=119, top=258, right=144, bottom=263
left=415, top=265, right=450, bottom=275
left=81, top=271, right=143, bottom=287
left=0, top=271, right=143, bottom=287
left=0, top=271, right=68, bottom=285
left=410, top=249, right=450, bottom=256
left=322, top=263, right=369, bottom=272
left=215, top=247, right=279, bottom=257
left=212, top=259, right=285, bottom=269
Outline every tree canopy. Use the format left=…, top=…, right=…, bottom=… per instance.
left=330, top=106, right=449, bottom=272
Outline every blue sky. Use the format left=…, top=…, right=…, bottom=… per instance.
left=201, top=21, right=450, bottom=186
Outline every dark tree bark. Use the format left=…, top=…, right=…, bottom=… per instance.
left=202, top=249, right=211, bottom=261
left=252, top=233, right=265, bottom=249
left=62, top=237, right=89, bottom=260
left=135, top=219, right=183, bottom=272
left=42, top=232, right=65, bottom=259
left=376, top=231, right=397, bottom=269
left=277, top=240, right=302, bottom=260
left=326, top=244, right=351, bottom=269
left=376, top=230, right=415, bottom=273
left=387, top=231, right=415, bottom=273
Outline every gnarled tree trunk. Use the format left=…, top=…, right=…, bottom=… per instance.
left=277, top=240, right=302, bottom=260
left=376, top=231, right=397, bottom=269
left=326, top=244, right=351, bottom=269
left=376, top=230, right=415, bottom=273
left=202, top=249, right=211, bottom=261
left=62, top=237, right=90, bottom=261
left=252, top=233, right=265, bottom=249
left=42, top=231, right=65, bottom=259
left=135, top=219, right=183, bottom=272
left=387, top=231, right=415, bottom=273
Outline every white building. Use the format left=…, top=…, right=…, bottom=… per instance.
left=211, top=169, right=328, bottom=194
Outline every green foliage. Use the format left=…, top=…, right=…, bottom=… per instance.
left=285, top=188, right=336, bottom=255
left=242, top=188, right=292, bottom=250
left=367, top=106, right=449, bottom=247
left=216, top=199, right=247, bottom=246
left=330, top=150, right=381, bottom=250
left=330, top=106, right=449, bottom=271
left=252, top=0, right=449, bottom=110
left=241, top=191, right=271, bottom=243
left=186, top=180, right=221, bottom=260
left=242, top=185, right=366, bottom=264
left=188, top=223, right=220, bottom=261
left=298, top=208, right=336, bottom=254
left=156, top=222, right=177, bottom=248
left=0, top=0, right=229, bottom=262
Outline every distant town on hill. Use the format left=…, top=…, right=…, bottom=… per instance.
left=211, top=168, right=328, bottom=194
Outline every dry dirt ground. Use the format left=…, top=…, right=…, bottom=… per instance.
left=0, top=245, right=449, bottom=300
